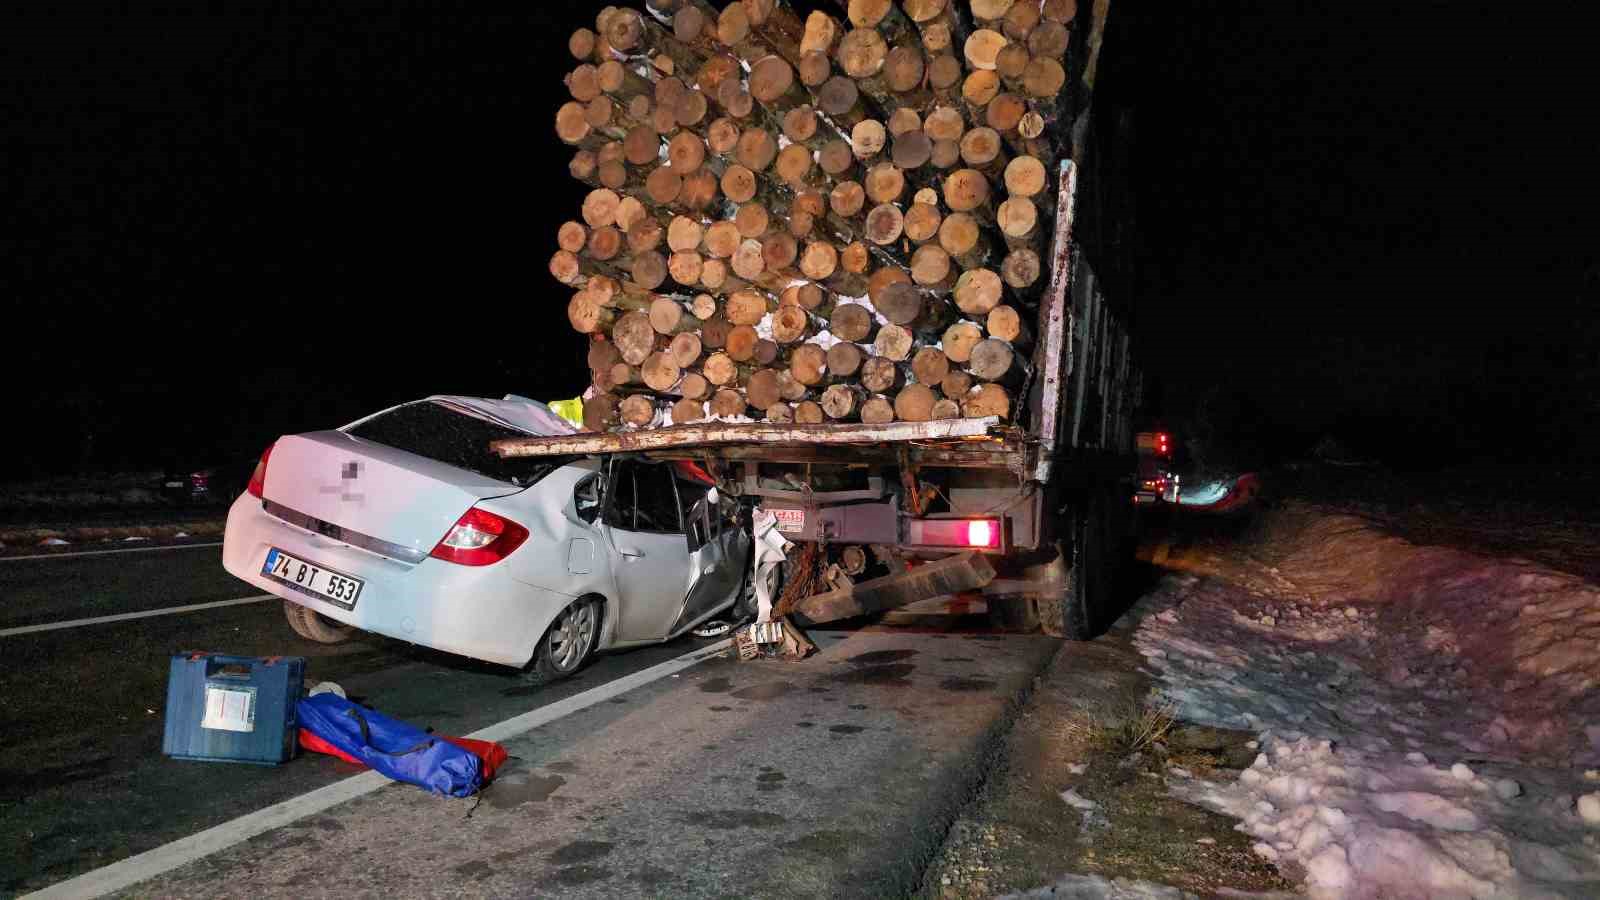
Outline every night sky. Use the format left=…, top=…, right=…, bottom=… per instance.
left=6, top=2, right=1594, bottom=478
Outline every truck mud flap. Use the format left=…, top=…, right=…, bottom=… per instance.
left=788, top=552, right=997, bottom=627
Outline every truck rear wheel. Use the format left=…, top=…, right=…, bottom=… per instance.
left=1035, top=490, right=1112, bottom=640
left=283, top=600, right=356, bottom=644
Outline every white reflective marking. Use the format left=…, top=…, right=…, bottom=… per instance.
left=0, top=596, right=272, bottom=638
left=23, top=638, right=733, bottom=899
left=0, top=541, right=223, bottom=562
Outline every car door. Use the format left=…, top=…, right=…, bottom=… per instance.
left=601, top=459, right=695, bottom=642
left=667, top=479, right=749, bottom=635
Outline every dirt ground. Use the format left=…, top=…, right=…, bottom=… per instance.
left=919, top=597, right=1292, bottom=898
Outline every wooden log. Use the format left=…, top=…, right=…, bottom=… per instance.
left=863, top=162, right=906, bottom=205
left=557, top=102, right=606, bottom=149
left=764, top=402, right=795, bottom=423
left=887, top=106, right=924, bottom=137
left=558, top=220, right=589, bottom=254
left=923, top=105, right=967, bottom=144
left=679, top=168, right=720, bottom=211
left=828, top=179, right=866, bottom=219
left=1022, top=57, right=1066, bottom=99
left=986, top=304, right=1033, bottom=347
left=688, top=293, right=719, bottom=320
left=962, top=382, right=1011, bottom=420
left=569, top=28, right=598, bottom=62
left=588, top=337, right=623, bottom=379
left=997, top=196, right=1040, bottom=250
left=930, top=397, right=962, bottom=419
left=873, top=323, right=914, bottom=361
left=825, top=340, right=866, bottom=377
left=642, top=351, right=682, bottom=392
left=820, top=383, right=867, bottom=420
left=910, top=244, right=958, bottom=292
left=735, top=128, right=780, bottom=172
left=710, top=388, right=750, bottom=418
left=799, top=239, right=840, bottom=282
left=864, top=202, right=904, bottom=245
left=938, top=211, right=998, bottom=270
left=649, top=296, right=697, bottom=335
left=703, top=351, right=747, bottom=387
left=1029, top=19, right=1071, bottom=58
left=678, top=371, right=712, bottom=400
left=668, top=331, right=704, bottom=368
left=550, top=249, right=621, bottom=287
left=746, top=367, right=784, bottom=410
left=860, top=395, right=896, bottom=424
left=724, top=287, right=774, bottom=326
left=569, top=149, right=600, bottom=185
left=771, top=304, right=818, bottom=344
left=754, top=337, right=781, bottom=366
left=631, top=250, right=671, bottom=291
left=968, top=338, right=1023, bottom=384
left=903, top=0, right=971, bottom=52
left=672, top=396, right=707, bottom=423
left=903, top=201, right=943, bottom=243
left=995, top=41, right=1031, bottom=89
left=985, top=91, right=1028, bottom=138
left=837, top=27, right=895, bottom=108
left=961, top=70, right=1001, bottom=120
left=668, top=250, right=704, bottom=286
left=774, top=142, right=826, bottom=190
left=953, top=268, right=1004, bottom=317
left=828, top=302, right=879, bottom=343
left=621, top=393, right=660, bottom=427
left=942, top=168, right=996, bottom=225
left=587, top=227, right=626, bottom=265
left=584, top=393, right=621, bottom=432
left=941, top=321, right=984, bottom=364
left=959, top=126, right=1009, bottom=181
left=1001, top=248, right=1042, bottom=291
left=911, top=346, right=951, bottom=386
left=581, top=188, right=623, bottom=228
left=940, top=367, right=973, bottom=399
left=613, top=309, right=659, bottom=365
left=788, top=342, right=830, bottom=386
left=699, top=314, right=733, bottom=349
left=1003, top=154, right=1048, bottom=197
left=597, top=60, right=654, bottom=103
left=749, top=54, right=812, bottom=118
left=781, top=281, right=833, bottom=315
left=927, top=52, right=964, bottom=102
left=963, top=28, right=1007, bottom=71
left=568, top=292, right=615, bottom=334
left=795, top=400, right=826, bottom=424
left=801, top=9, right=845, bottom=57
left=891, top=131, right=934, bottom=175
left=1002, top=0, right=1041, bottom=40
left=894, top=383, right=937, bottom=422
left=775, top=368, right=810, bottom=401
left=725, top=323, right=761, bottom=361
left=929, top=137, right=962, bottom=169
left=816, top=74, right=871, bottom=128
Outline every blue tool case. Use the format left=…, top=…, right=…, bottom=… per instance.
left=162, top=653, right=306, bottom=765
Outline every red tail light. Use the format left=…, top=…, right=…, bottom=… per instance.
left=246, top=443, right=276, bottom=498
left=905, top=517, right=1002, bottom=550
left=430, top=507, right=529, bottom=566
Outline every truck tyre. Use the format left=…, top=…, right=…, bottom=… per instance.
left=283, top=600, right=356, bottom=644
left=1035, top=490, right=1112, bottom=640
left=524, top=595, right=600, bottom=684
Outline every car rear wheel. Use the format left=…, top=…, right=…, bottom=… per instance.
left=526, top=596, right=600, bottom=684
left=283, top=601, right=356, bottom=644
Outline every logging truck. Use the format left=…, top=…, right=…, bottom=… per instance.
left=512, top=0, right=1141, bottom=638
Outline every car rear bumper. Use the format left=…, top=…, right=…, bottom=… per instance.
left=222, top=493, right=563, bottom=667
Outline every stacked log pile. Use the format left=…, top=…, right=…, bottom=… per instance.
left=551, top=0, right=1080, bottom=433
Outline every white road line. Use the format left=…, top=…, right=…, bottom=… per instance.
left=0, top=541, right=223, bottom=562
left=23, top=637, right=733, bottom=900
left=0, top=595, right=272, bottom=638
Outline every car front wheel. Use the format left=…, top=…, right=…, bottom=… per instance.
left=526, top=596, right=600, bottom=683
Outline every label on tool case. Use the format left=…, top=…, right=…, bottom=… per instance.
left=201, top=684, right=257, bottom=733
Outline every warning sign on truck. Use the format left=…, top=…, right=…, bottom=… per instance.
left=769, top=508, right=805, bottom=535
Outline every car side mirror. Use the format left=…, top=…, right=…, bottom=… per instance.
left=684, top=497, right=711, bottom=552
left=574, top=473, right=603, bottom=524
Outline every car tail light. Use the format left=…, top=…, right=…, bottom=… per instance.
left=904, top=517, right=1002, bottom=550
left=430, top=507, right=529, bottom=566
left=246, top=443, right=276, bottom=498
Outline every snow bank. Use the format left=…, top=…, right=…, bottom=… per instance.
left=1135, top=507, right=1600, bottom=898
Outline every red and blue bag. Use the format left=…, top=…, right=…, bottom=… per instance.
left=294, top=693, right=505, bottom=797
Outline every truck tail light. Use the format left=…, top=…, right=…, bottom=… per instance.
left=246, top=443, right=276, bottom=498
left=905, top=517, right=1002, bottom=550
left=430, top=507, right=529, bottom=566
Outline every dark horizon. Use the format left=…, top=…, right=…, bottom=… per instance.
left=5, top=2, right=1595, bottom=479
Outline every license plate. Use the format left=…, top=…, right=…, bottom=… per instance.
left=262, top=548, right=363, bottom=609
left=770, top=507, right=805, bottom=535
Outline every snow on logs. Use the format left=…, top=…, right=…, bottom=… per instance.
left=553, top=0, right=1078, bottom=430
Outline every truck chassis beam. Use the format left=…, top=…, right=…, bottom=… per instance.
left=788, top=551, right=997, bottom=627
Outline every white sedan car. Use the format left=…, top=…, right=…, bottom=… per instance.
left=223, top=395, right=750, bottom=681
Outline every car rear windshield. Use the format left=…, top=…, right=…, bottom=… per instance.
left=346, top=401, right=571, bottom=487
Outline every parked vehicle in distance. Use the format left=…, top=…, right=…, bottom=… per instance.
left=222, top=395, right=751, bottom=681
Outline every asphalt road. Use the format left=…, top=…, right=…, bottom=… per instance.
left=1, top=544, right=1060, bottom=898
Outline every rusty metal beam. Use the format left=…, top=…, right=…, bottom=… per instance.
left=788, top=551, right=996, bottom=626
left=491, top=417, right=1006, bottom=458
